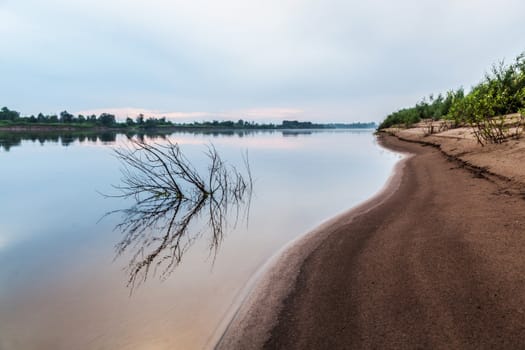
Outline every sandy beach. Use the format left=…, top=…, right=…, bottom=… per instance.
left=217, top=132, right=525, bottom=349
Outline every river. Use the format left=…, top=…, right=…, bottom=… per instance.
left=0, top=129, right=400, bottom=350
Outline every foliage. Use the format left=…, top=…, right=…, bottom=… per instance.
left=447, top=53, right=525, bottom=144
left=175, top=120, right=376, bottom=130
left=379, top=51, right=525, bottom=145
left=378, top=90, right=459, bottom=129
left=0, top=107, right=20, bottom=121
left=0, top=107, right=375, bottom=131
left=98, top=113, right=117, bottom=127
left=0, top=108, right=172, bottom=129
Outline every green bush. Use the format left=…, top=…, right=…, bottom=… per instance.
left=380, top=51, right=525, bottom=145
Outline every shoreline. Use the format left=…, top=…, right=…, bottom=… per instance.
left=0, top=125, right=376, bottom=133
left=217, top=132, right=525, bottom=349
left=214, top=135, right=410, bottom=349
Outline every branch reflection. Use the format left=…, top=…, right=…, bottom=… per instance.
left=107, top=139, right=252, bottom=289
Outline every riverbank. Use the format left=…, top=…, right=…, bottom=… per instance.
left=217, top=132, right=525, bottom=349
left=385, top=121, right=525, bottom=185
left=0, top=124, right=375, bottom=133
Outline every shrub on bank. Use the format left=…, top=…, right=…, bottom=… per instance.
left=379, top=51, right=525, bottom=145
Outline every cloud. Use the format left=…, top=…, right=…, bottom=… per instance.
left=76, top=107, right=212, bottom=120
left=77, top=107, right=304, bottom=122
left=234, top=108, right=304, bottom=120
left=1, top=0, right=525, bottom=122
left=0, top=234, right=6, bottom=250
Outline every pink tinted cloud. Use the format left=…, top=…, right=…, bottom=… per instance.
left=76, top=107, right=305, bottom=122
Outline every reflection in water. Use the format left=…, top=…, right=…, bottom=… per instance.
left=106, top=140, right=253, bottom=289
left=0, top=128, right=376, bottom=151
left=0, top=131, right=168, bottom=151
left=0, top=129, right=401, bottom=350
left=282, top=130, right=313, bottom=137
left=0, top=131, right=117, bottom=151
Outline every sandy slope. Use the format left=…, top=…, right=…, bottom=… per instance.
left=217, top=133, right=525, bottom=349
left=390, top=123, right=525, bottom=185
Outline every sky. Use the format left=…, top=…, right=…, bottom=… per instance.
left=1, top=0, right=524, bottom=123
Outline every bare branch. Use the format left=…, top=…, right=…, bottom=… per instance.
left=103, top=139, right=253, bottom=291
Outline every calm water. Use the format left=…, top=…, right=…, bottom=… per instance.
left=0, top=130, right=400, bottom=350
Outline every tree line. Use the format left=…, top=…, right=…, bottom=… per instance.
left=174, top=120, right=376, bottom=129
left=0, top=107, right=376, bottom=130
left=0, top=109, right=172, bottom=128
left=378, top=51, right=525, bottom=144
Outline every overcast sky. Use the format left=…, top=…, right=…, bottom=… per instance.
left=1, top=0, right=524, bottom=122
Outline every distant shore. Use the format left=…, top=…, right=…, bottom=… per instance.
left=0, top=125, right=374, bottom=132
left=216, top=131, right=525, bottom=349
left=0, top=125, right=377, bottom=152
left=0, top=106, right=376, bottom=132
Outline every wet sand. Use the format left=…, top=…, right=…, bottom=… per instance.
left=217, top=133, right=525, bottom=349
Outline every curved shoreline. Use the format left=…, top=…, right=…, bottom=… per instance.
left=214, top=135, right=411, bottom=349
left=217, top=132, right=525, bottom=349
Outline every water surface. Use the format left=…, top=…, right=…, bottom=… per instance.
left=0, top=130, right=400, bottom=350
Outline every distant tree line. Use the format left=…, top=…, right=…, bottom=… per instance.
left=378, top=51, right=525, bottom=144
left=0, top=109, right=173, bottom=129
left=0, top=107, right=375, bottom=130
left=175, top=120, right=376, bottom=129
